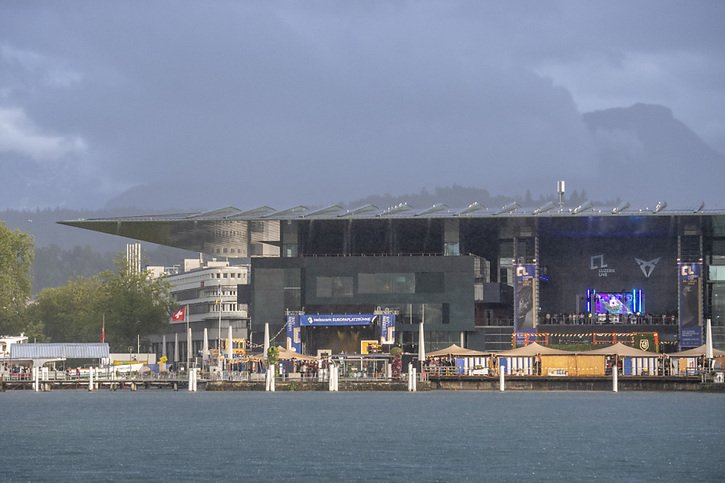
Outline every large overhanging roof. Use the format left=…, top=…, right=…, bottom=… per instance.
left=57, top=202, right=725, bottom=254
left=59, top=202, right=723, bottom=223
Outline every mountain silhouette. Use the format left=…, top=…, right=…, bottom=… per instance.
left=582, top=103, right=725, bottom=207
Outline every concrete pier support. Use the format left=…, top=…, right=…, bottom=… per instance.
left=88, top=367, right=94, bottom=392
left=613, top=367, right=618, bottom=393
left=408, top=363, right=417, bottom=392
left=328, top=364, right=338, bottom=392
left=188, top=368, right=198, bottom=392
left=266, top=365, right=276, bottom=392
left=499, top=368, right=505, bottom=392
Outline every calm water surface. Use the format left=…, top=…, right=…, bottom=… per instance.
left=1, top=391, right=724, bottom=482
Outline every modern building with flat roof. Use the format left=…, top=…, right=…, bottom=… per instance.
left=61, top=198, right=725, bottom=353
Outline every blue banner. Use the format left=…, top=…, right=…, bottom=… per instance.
left=299, top=314, right=375, bottom=327
left=514, top=331, right=540, bottom=346
left=678, top=263, right=702, bottom=348
left=286, top=315, right=302, bottom=353
left=514, top=264, right=537, bottom=331
left=680, top=327, right=702, bottom=349
left=379, top=314, right=396, bottom=344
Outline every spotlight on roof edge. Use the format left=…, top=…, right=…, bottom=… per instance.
left=652, top=201, right=667, bottom=214
left=456, top=202, right=485, bottom=216
left=495, top=202, right=520, bottom=215
left=611, top=201, right=630, bottom=215
left=572, top=201, right=593, bottom=215
left=379, top=202, right=412, bottom=216
left=415, top=203, right=449, bottom=216
left=532, top=201, right=556, bottom=215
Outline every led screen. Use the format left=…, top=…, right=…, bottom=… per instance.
left=595, top=292, right=635, bottom=315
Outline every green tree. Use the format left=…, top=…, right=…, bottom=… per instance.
left=100, top=256, right=174, bottom=352
left=0, top=222, right=34, bottom=334
left=30, top=254, right=174, bottom=351
left=30, top=276, right=106, bottom=343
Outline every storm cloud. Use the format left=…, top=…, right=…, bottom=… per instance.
left=1, top=1, right=723, bottom=209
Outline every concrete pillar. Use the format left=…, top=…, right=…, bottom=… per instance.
left=613, top=365, right=618, bottom=393
left=499, top=367, right=505, bottom=392
left=263, top=323, right=270, bottom=360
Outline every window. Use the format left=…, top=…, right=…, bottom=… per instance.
left=358, top=273, right=415, bottom=294
left=316, top=276, right=353, bottom=297
left=415, top=272, right=444, bottom=293
left=710, top=266, right=725, bottom=281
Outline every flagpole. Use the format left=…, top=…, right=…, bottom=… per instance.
left=186, top=304, right=190, bottom=370
left=218, top=286, right=222, bottom=361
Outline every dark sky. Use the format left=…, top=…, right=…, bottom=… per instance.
left=1, top=1, right=724, bottom=210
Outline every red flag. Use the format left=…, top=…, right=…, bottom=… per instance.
left=171, top=306, right=187, bottom=322
left=100, top=320, right=106, bottom=343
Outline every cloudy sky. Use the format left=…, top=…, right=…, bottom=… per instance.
left=1, top=1, right=724, bottom=210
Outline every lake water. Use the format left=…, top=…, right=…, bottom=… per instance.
left=1, top=390, right=724, bottom=481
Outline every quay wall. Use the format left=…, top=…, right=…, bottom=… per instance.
left=430, top=376, right=725, bottom=392
left=3, top=377, right=725, bottom=392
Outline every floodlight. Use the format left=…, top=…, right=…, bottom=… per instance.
left=572, top=201, right=593, bottom=215
left=495, top=202, right=520, bottom=215
left=456, top=202, right=485, bottom=216
left=611, top=201, right=630, bottom=214
left=653, top=201, right=667, bottom=214
left=533, top=201, right=555, bottom=215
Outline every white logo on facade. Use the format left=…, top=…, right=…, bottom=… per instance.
left=635, top=257, right=661, bottom=278
left=591, top=254, right=615, bottom=277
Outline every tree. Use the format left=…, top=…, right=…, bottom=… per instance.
left=30, top=253, right=174, bottom=351
left=100, top=256, right=174, bottom=352
left=0, top=222, right=34, bottom=334
left=30, top=276, right=106, bottom=343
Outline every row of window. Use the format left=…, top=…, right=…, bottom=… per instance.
left=209, top=303, right=242, bottom=312
left=209, top=272, right=246, bottom=279
left=187, top=303, right=247, bottom=316
left=176, top=288, right=238, bottom=302
left=315, top=272, right=445, bottom=298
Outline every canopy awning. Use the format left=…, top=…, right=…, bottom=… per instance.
left=10, top=343, right=109, bottom=360
left=426, top=344, right=490, bottom=358
left=496, top=342, right=573, bottom=357
left=669, top=344, right=725, bottom=358
left=581, top=342, right=659, bottom=357
left=275, top=346, right=318, bottom=361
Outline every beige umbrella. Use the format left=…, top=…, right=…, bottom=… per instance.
left=669, top=344, right=725, bottom=358
left=426, top=344, right=490, bottom=358
left=275, top=346, right=318, bottom=361
left=496, top=342, right=573, bottom=357
left=582, top=342, right=658, bottom=357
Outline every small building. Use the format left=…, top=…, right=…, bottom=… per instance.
left=147, top=257, right=250, bottom=363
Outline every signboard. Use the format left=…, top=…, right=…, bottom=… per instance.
left=361, top=340, right=382, bottom=354
left=299, top=314, right=376, bottom=326
left=513, top=331, right=544, bottom=347
left=514, top=264, right=537, bottom=331
left=379, top=314, right=396, bottom=344
left=286, top=315, right=302, bottom=353
left=678, top=263, right=702, bottom=348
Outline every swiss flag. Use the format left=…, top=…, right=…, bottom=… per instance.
left=171, top=306, right=187, bottom=322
